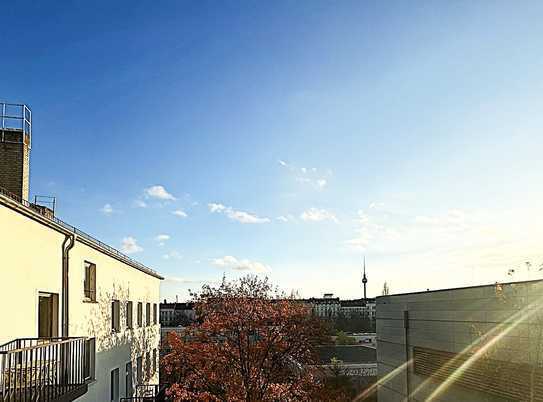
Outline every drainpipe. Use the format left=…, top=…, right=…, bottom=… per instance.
left=61, top=231, right=76, bottom=337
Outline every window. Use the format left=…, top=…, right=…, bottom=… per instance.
left=84, top=338, right=96, bottom=380
left=38, top=292, right=59, bottom=337
left=84, top=261, right=96, bottom=301
left=153, top=303, right=157, bottom=325
left=112, top=300, right=120, bottom=332
left=146, top=351, right=151, bottom=377
left=146, top=303, right=151, bottom=326
left=136, top=356, right=143, bottom=384
left=125, top=362, right=133, bottom=397
left=152, top=349, right=157, bottom=374
left=137, top=302, right=143, bottom=327
left=110, top=368, right=119, bottom=402
left=126, top=301, right=133, bottom=329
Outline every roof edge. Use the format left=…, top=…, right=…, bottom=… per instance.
left=376, top=278, right=543, bottom=300
left=0, top=190, right=164, bottom=280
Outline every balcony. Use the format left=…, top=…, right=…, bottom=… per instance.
left=120, top=384, right=166, bottom=402
left=0, top=338, right=88, bottom=402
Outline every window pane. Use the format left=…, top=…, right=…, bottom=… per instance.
left=110, top=368, right=119, bottom=402
left=126, top=301, right=133, bottom=328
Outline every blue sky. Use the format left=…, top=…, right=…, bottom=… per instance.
left=3, top=1, right=543, bottom=300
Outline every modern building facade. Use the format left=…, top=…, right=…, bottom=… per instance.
left=0, top=103, right=163, bottom=402
left=376, top=280, right=543, bottom=402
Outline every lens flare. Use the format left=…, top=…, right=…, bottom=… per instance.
left=423, top=295, right=542, bottom=401
left=353, top=360, right=411, bottom=401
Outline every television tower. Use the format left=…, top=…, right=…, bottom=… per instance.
left=362, top=256, right=368, bottom=301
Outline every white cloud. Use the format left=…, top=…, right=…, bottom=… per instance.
left=164, top=276, right=207, bottom=284
left=369, top=202, right=385, bottom=210
left=155, top=234, right=170, bottom=246
left=133, top=199, right=147, bottom=208
left=172, top=209, right=188, bottom=218
left=162, top=251, right=183, bottom=260
left=144, top=185, right=176, bottom=201
left=414, top=210, right=466, bottom=228
left=155, top=234, right=170, bottom=242
left=121, top=237, right=143, bottom=254
left=300, top=208, right=339, bottom=223
left=276, top=214, right=295, bottom=223
left=208, top=203, right=226, bottom=213
left=227, top=210, right=270, bottom=224
left=208, top=203, right=270, bottom=224
left=278, top=160, right=330, bottom=190
left=100, top=203, right=114, bottom=215
left=212, top=255, right=270, bottom=273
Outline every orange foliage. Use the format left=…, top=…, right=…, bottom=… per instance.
left=162, top=275, right=328, bottom=401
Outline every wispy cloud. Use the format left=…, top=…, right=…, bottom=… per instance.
left=278, top=160, right=331, bottom=190
left=276, top=214, right=295, bottom=223
left=164, top=276, right=210, bottom=285
left=144, top=185, right=176, bottom=201
left=208, top=203, right=270, bottom=224
left=133, top=199, right=147, bottom=208
left=100, top=203, right=114, bottom=215
left=162, top=251, right=183, bottom=260
left=300, top=208, right=339, bottom=223
left=155, top=234, right=170, bottom=246
left=121, top=236, right=143, bottom=254
left=172, top=209, right=188, bottom=218
left=212, top=255, right=270, bottom=273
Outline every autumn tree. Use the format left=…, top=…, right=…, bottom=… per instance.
left=162, top=275, right=328, bottom=401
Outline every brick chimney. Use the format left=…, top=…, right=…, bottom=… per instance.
left=0, top=103, right=31, bottom=200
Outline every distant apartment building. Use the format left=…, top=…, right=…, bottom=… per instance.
left=159, top=301, right=195, bottom=327
left=0, top=103, right=163, bottom=402
left=306, top=294, right=342, bottom=318
left=341, top=298, right=376, bottom=319
left=376, top=280, right=543, bottom=402
left=304, top=294, right=376, bottom=319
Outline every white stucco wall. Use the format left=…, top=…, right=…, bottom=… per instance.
left=70, top=241, right=161, bottom=402
left=0, top=202, right=64, bottom=344
left=0, top=199, right=162, bottom=401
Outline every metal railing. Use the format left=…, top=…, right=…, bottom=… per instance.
left=120, top=384, right=165, bottom=402
left=0, top=186, right=162, bottom=280
left=0, top=337, right=87, bottom=401
left=0, top=102, right=32, bottom=149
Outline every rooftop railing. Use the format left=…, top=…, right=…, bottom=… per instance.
left=0, top=186, right=162, bottom=280
left=0, top=102, right=32, bottom=148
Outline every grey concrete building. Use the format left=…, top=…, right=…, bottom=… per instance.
left=376, top=280, right=543, bottom=402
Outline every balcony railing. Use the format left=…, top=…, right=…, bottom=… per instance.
left=0, top=337, right=88, bottom=402
left=120, top=384, right=166, bottom=402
